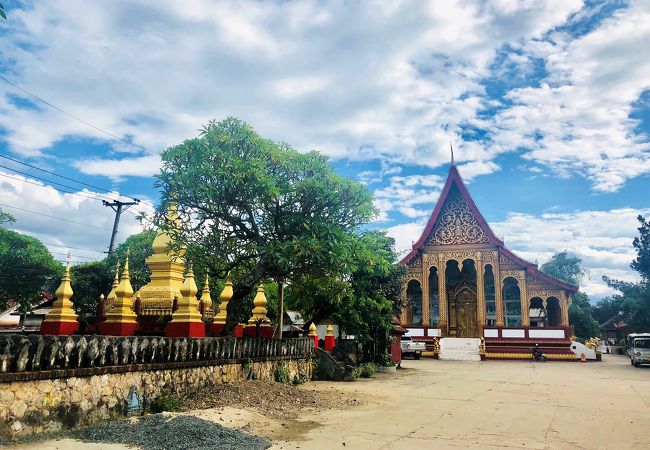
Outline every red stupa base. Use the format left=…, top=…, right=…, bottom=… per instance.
left=165, top=320, right=206, bottom=338
left=100, top=321, right=137, bottom=336
left=211, top=323, right=225, bottom=336
left=40, top=320, right=78, bottom=336
left=234, top=324, right=244, bottom=337
left=324, top=335, right=335, bottom=351
left=244, top=325, right=274, bottom=338
left=310, top=335, right=319, bottom=349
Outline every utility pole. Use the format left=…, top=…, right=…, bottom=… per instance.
left=103, top=199, right=139, bottom=253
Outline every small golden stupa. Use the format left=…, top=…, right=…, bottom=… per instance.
left=135, top=205, right=185, bottom=316
left=40, top=254, right=79, bottom=335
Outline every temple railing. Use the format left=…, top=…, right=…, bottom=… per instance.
left=0, top=335, right=313, bottom=381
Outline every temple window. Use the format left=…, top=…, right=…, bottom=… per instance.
left=546, top=297, right=561, bottom=327
left=406, top=279, right=423, bottom=325
left=503, top=277, right=521, bottom=327
left=484, top=264, right=496, bottom=326
left=529, top=297, right=545, bottom=327
left=428, top=267, right=439, bottom=327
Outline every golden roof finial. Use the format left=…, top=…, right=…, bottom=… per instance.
left=180, top=263, right=198, bottom=300
left=115, top=249, right=133, bottom=298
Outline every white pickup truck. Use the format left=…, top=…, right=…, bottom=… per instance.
left=401, top=336, right=426, bottom=359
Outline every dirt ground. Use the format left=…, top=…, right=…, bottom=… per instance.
left=11, top=354, right=650, bottom=450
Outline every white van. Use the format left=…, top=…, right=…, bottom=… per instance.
left=627, top=333, right=650, bottom=367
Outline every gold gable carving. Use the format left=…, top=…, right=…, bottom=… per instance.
left=428, top=189, right=490, bottom=246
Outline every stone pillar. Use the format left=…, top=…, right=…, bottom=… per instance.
left=476, top=256, right=485, bottom=336
left=437, top=255, right=448, bottom=336
left=422, top=263, right=430, bottom=326
left=561, top=294, right=570, bottom=327
left=519, top=271, right=530, bottom=327
left=494, top=259, right=504, bottom=326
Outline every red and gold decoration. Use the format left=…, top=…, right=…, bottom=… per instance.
left=324, top=324, right=335, bottom=351
left=165, top=264, right=205, bottom=338
left=308, top=323, right=318, bottom=349
left=245, top=284, right=273, bottom=338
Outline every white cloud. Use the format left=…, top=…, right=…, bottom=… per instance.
left=386, top=207, right=648, bottom=298
left=373, top=174, right=444, bottom=221
left=0, top=170, right=146, bottom=258
left=487, top=0, right=650, bottom=192
left=0, top=0, right=584, bottom=178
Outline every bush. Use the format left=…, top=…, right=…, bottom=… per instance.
left=374, top=353, right=393, bottom=367
left=353, top=362, right=377, bottom=379
left=148, top=390, right=182, bottom=413
left=274, top=362, right=290, bottom=383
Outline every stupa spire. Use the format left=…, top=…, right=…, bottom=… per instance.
left=40, top=253, right=79, bottom=335
left=101, top=249, right=138, bottom=336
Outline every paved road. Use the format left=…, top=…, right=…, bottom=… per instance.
left=273, top=355, right=650, bottom=449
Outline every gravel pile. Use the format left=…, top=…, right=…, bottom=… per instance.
left=67, top=414, right=270, bottom=450
left=180, top=380, right=362, bottom=419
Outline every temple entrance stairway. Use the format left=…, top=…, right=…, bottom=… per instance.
left=439, top=337, right=481, bottom=361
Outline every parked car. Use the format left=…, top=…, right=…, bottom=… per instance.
left=400, top=336, right=425, bottom=360
left=627, top=333, right=650, bottom=367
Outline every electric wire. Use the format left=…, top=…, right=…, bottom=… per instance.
left=0, top=75, right=153, bottom=155
left=0, top=202, right=125, bottom=234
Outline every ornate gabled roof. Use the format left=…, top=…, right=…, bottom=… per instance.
left=400, top=164, right=578, bottom=293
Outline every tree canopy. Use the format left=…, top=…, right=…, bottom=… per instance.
left=155, top=117, right=377, bottom=333
left=540, top=251, right=599, bottom=340
left=600, top=215, right=650, bottom=332
left=0, top=227, right=62, bottom=312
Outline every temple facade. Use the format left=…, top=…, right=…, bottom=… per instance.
left=400, top=164, right=578, bottom=358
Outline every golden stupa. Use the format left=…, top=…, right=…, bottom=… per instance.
left=135, top=206, right=185, bottom=315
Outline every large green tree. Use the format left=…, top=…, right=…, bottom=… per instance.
left=286, top=231, right=405, bottom=358
left=0, top=207, right=15, bottom=226
left=600, top=215, right=650, bottom=332
left=540, top=251, right=599, bottom=340
left=0, top=228, right=62, bottom=312
left=155, top=118, right=376, bottom=334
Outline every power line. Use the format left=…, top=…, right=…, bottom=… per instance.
left=0, top=75, right=153, bottom=155
left=0, top=202, right=125, bottom=234
left=48, top=250, right=97, bottom=261
left=0, top=171, right=113, bottom=203
left=0, top=153, right=157, bottom=212
left=0, top=153, right=130, bottom=199
left=42, top=242, right=104, bottom=254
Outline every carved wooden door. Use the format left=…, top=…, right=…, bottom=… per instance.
left=455, top=288, right=478, bottom=338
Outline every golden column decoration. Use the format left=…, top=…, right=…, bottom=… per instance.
left=493, top=258, right=504, bottom=326
left=212, top=277, right=233, bottom=335
left=200, top=275, right=213, bottom=321
left=166, top=264, right=206, bottom=337
left=40, top=254, right=79, bottom=335
left=476, top=256, right=486, bottom=336
left=519, top=271, right=530, bottom=327
left=422, top=261, right=430, bottom=326
left=246, top=284, right=273, bottom=337
left=100, top=251, right=138, bottom=336
left=560, top=293, right=570, bottom=327
left=437, top=253, right=448, bottom=336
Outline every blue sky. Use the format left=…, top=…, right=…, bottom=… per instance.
left=0, top=0, right=648, bottom=298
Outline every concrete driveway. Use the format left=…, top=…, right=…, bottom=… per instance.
left=273, top=355, right=650, bottom=449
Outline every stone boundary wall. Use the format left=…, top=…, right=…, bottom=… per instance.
left=0, top=335, right=312, bottom=380
left=0, top=336, right=313, bottom=438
